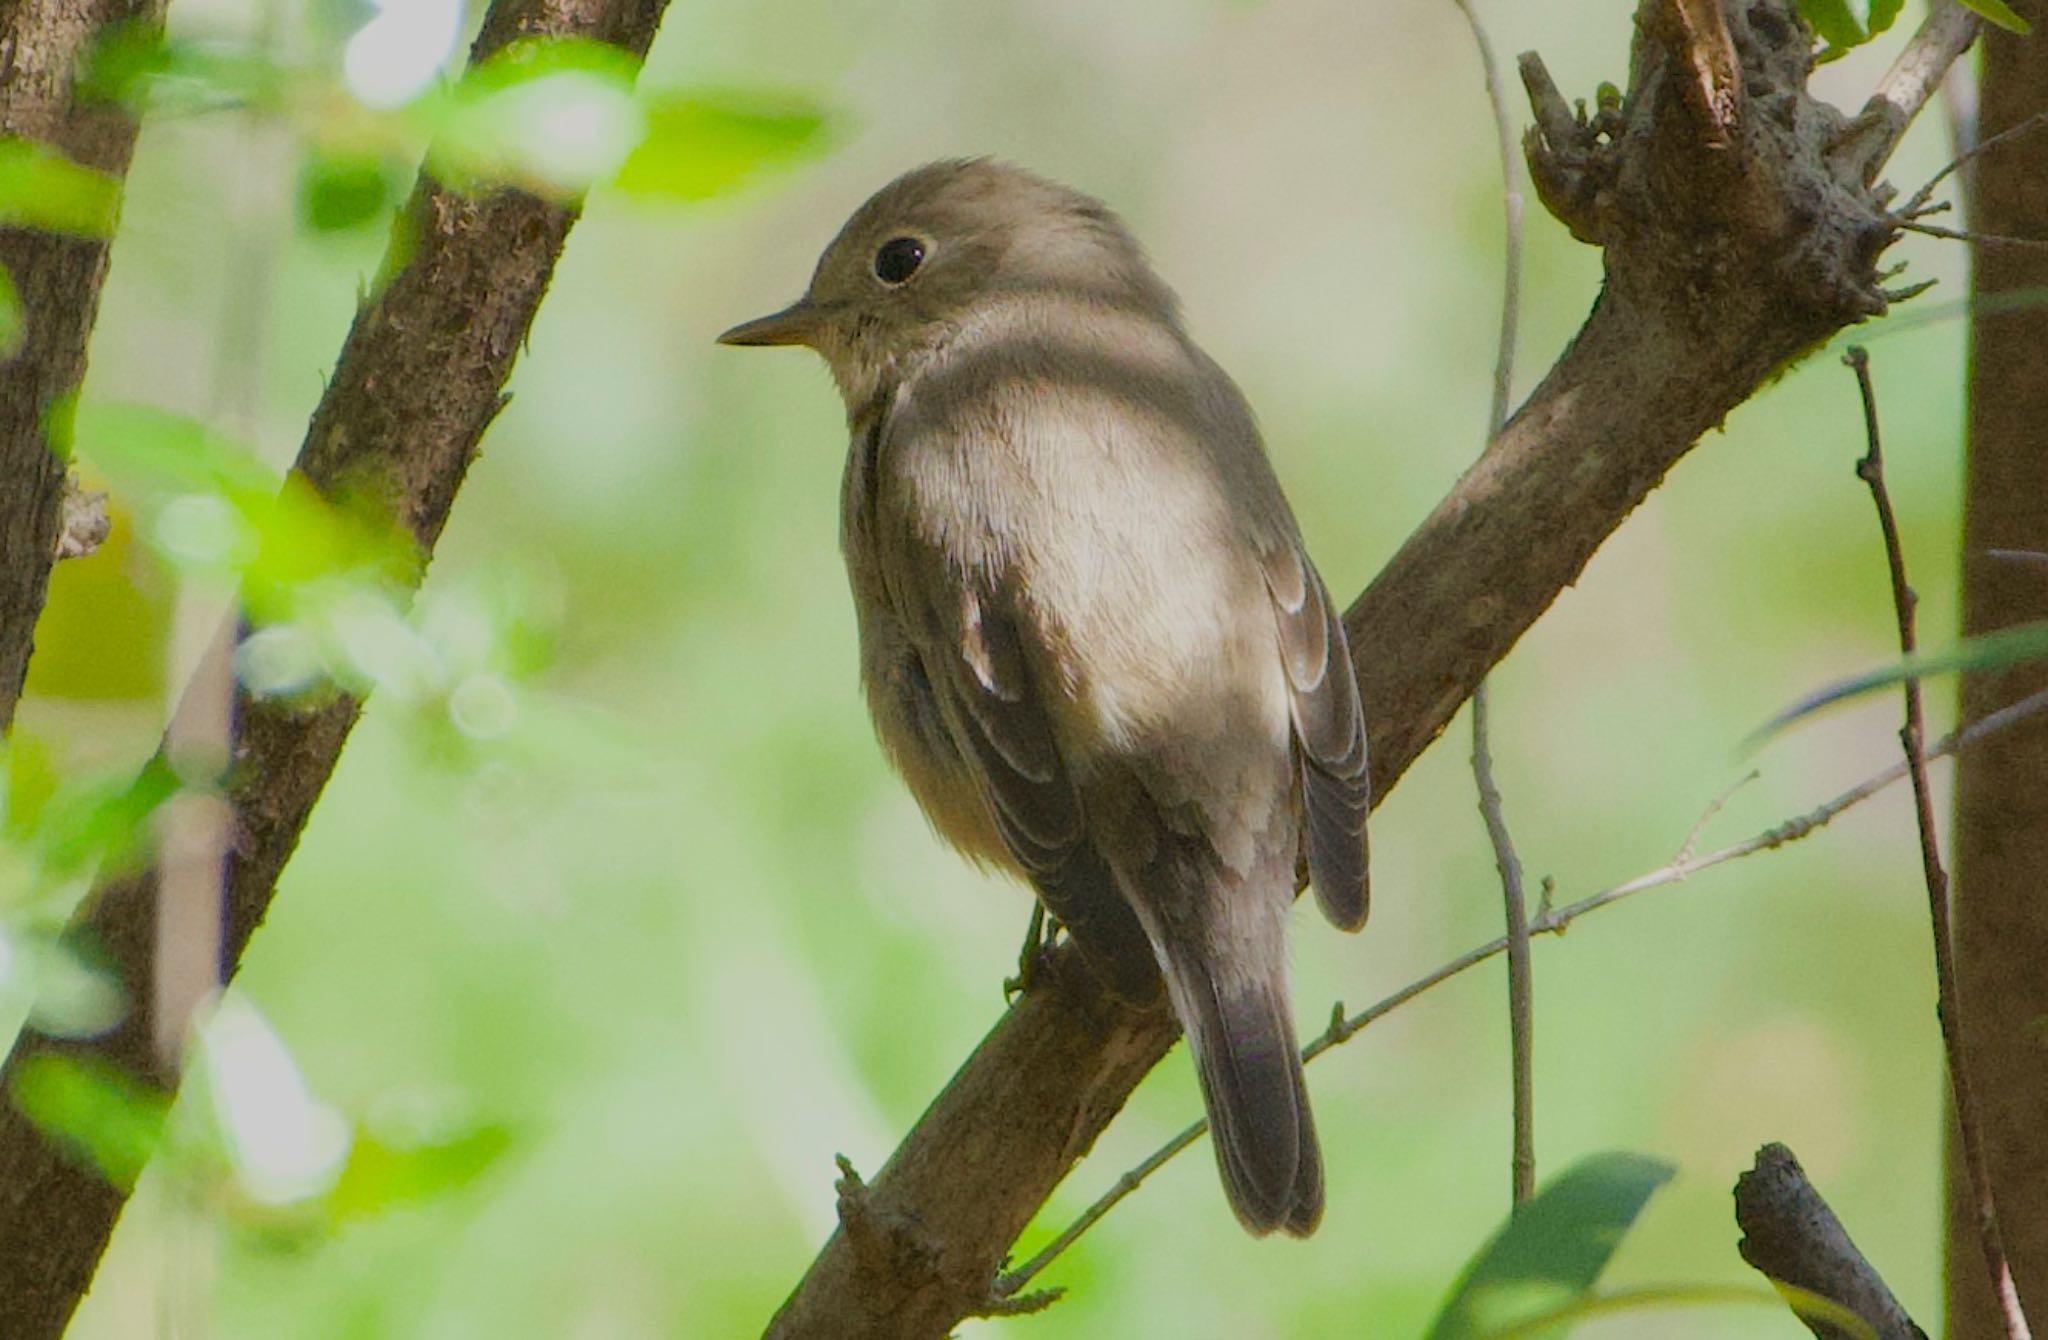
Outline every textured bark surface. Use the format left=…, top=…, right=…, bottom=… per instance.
left=763, top=2, right=1936, bottom=1336
left=1946, top=5, right=2048, bottom=1335
left=1738, top=1143, right=1929, bottom=1340
left=0, top=0, right=166, bottom=729
left=0, top=0, right=671, bottom=1333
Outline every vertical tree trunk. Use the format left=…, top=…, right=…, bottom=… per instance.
left=1945, top=6, right=2048, bottom=1334
left=0, top=0, right=167, bottom=730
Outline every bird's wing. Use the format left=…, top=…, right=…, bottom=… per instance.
left=892, top=547, right=1159, bottom=1000
left=1261, top=541, right=1371, bottom=930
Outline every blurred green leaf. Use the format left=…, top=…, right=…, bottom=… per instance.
left=615, top=92, right=834, bottom=201
left=1426, top=1151, right=1676, bottom=1340
left=1469, top=1283, right=1874, bottom=1340
left=1754, top=618, right=2048, bottom=743
left=0, top=735, right=64, bottom=846
left=1866, top=0, right=1904, bottom=39
left=300, top=152, right=396, bottom=231
left=64, top=399, right=276, bottom=509
left=242, top=475, right=415, bottom=624
left=0, top=263, right=22, bottom=360
left=2, top=742, right=175, bottom=907
left=65, top=400, right=416, bottom=618
left=429, top=37, right=644, bottom=197
left=1798, top=0, right=1866, bottom=49
left=330, top=1123, right=514, bottom=1220
left=28, top=755, right=178, bottom=888
left=82, top=25, right=289, bottom=115
left=13, top=1055, right=168, bottom=1191
left=0, top=138, right=121, bottom=237
left=1956, top=0, right=2031, bottom=33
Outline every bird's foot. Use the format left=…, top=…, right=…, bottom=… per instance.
left=1003, top=904, right=1060, bottom=1002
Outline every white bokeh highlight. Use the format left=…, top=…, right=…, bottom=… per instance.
left=343, top=0, right=464, bottom=109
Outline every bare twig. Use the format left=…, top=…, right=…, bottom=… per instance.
left=1898, top=221, right=2048, bottom=248
left=1451, top=0, right=1536, bottom=1209
left=1901, top=111, right=2048, bottom=219
left=1471, top=687, right=1535, bottom=1203
left=995, top=682, right=2048, bottom=1296
left=1677, top=769, right=1760, bottom=863
left=1736, top=1142, right=1928, bottom=1340
left=1845, top=346, right=2030, bottom=1340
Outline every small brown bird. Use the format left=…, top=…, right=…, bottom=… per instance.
left=720, top=159, right=1369, bottom=1236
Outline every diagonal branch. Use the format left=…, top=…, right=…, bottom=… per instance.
left=763, top=2, right=1972, bottom=1336
left=0, top=0, right=170, bottom=730
left=0, top=0, right=673, bottom=1333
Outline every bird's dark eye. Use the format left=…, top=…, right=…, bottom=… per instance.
left=874, top=236, right=926, bottom=285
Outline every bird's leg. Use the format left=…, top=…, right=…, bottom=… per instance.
left=1003, top=902, right=1058, bottom=1001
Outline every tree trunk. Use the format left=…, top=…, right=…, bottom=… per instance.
left=1945, top=5, right=2048, bottom=1334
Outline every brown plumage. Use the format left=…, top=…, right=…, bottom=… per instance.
left=720, top=159, right=1370, bottom=1235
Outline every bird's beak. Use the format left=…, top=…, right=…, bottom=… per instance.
left=717, top=298, right=825, bottom=348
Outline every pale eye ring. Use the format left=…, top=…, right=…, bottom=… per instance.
left=873, top=236, right=926, bottom=285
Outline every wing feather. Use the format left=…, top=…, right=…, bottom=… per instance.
left=1262, top=543, right=1371, bottom=930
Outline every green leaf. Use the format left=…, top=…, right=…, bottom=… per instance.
left=1469, top=1283, right=1875, bottom=1340
left=12, top=1055, right=169, bottom=1191
left=614, top=91, right=835, bottom=201
left=82, top=26, right=289, bottom=115
left=1753, top=618, right=2048, bottom=743
left=1956, top=0, right=2031, bottom=33
left=29, top=755, right=178, bottom=886
left=428, top=37, right=645, bottom=197
left=0, top=263, right=22, bottom=360
left=300, top=152, right=395, bottom=232
left=0, top=138, right=121, bottom=237
left=64, top=400, right=416, bottom=618
left=63, top=399, right=277, bottom=509
left=1798, top=0, right=1866, bottom=47
left=1426, top=1151, right=1677, bottom=1340
left=329, top=1123, right=514, bottom=1219
left=1865, top=0, right=1905, bottom=39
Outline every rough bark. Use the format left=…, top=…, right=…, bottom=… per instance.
left=1738, top=1143, right=1929, bottom=1340
left=0, top=0, right=166, bottom=730
left=0, top=0, right=671, bottom=1333
left=1946, top=4, right=2048, bottom=1335
left=763, top=2, right=1951, bottom=1336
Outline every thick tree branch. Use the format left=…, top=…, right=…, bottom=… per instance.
left=764, top=3, right=1964, bottom=1336
left=0, top=0, right=166, bottom=729
left=0, top=0, right=671, bottom=1332
left=1736, top=1143, right=1928, bottom=1340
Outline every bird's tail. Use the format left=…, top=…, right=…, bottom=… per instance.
left=1138, top=856, right=1323, bottom=1236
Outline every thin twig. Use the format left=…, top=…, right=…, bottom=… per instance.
left=1898, top=220, right=2048, bottom=248
left=1677, top=770, right=1760, bottom=864
left=1902, top=110, right=2048, bottom=218
left=1844, top=346, right=2030, bottom=1340
left=994, top=682, right=2048, bottom=1296
left=1451, top=0, right=1535, bottom=1209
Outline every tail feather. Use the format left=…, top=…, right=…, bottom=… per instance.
left=1176, top=968, right=1323, bottom=1236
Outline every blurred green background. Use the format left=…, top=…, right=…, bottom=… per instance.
left=13, top=0, right=1981, bottom=1334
